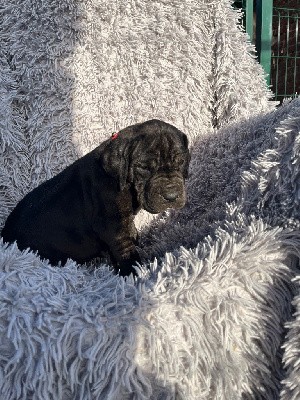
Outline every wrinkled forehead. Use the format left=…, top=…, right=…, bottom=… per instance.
left=134, top=131, right=185, bottom=162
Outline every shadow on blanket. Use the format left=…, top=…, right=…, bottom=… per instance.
left=0, top=241, right=176, bottom=399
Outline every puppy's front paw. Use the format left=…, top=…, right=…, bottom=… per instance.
left=117, top=249, right=141, bottom=277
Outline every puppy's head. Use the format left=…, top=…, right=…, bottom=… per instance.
left=101, top=119, right=190, bottom=213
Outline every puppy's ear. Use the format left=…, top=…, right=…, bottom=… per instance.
left=100, top=136, right=130, bottom=190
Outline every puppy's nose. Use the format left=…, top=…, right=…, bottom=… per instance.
left=163, top=192, right=179, bottom=202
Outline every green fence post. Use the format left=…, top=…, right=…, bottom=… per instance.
left=245, top=0, right=254, bottom=43
left=256, top=0, right=273, bottom=85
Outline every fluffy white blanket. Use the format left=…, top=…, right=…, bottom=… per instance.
left=1, top=0, right=300, bottom=399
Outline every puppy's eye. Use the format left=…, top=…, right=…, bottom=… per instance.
left=174, top=155, right=185, bottom=166
left=137, top=164, right=148, bottom=170
left=136, top=165, right=151, bottom=174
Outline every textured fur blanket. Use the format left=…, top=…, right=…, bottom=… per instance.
left=1, top=0, right=300, bottom=399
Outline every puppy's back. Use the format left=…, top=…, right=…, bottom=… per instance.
left=1, top=151, right=95, bottom=256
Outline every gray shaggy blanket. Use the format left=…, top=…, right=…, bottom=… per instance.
left=1, top=0, right=300, bottom=399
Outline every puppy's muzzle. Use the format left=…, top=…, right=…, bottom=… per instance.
left=144, top=174, right=186, bottom=213
left=162, top=189, right=180, bottom=202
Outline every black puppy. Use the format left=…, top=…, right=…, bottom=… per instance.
left=2, top=119, right=190, bottom=276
